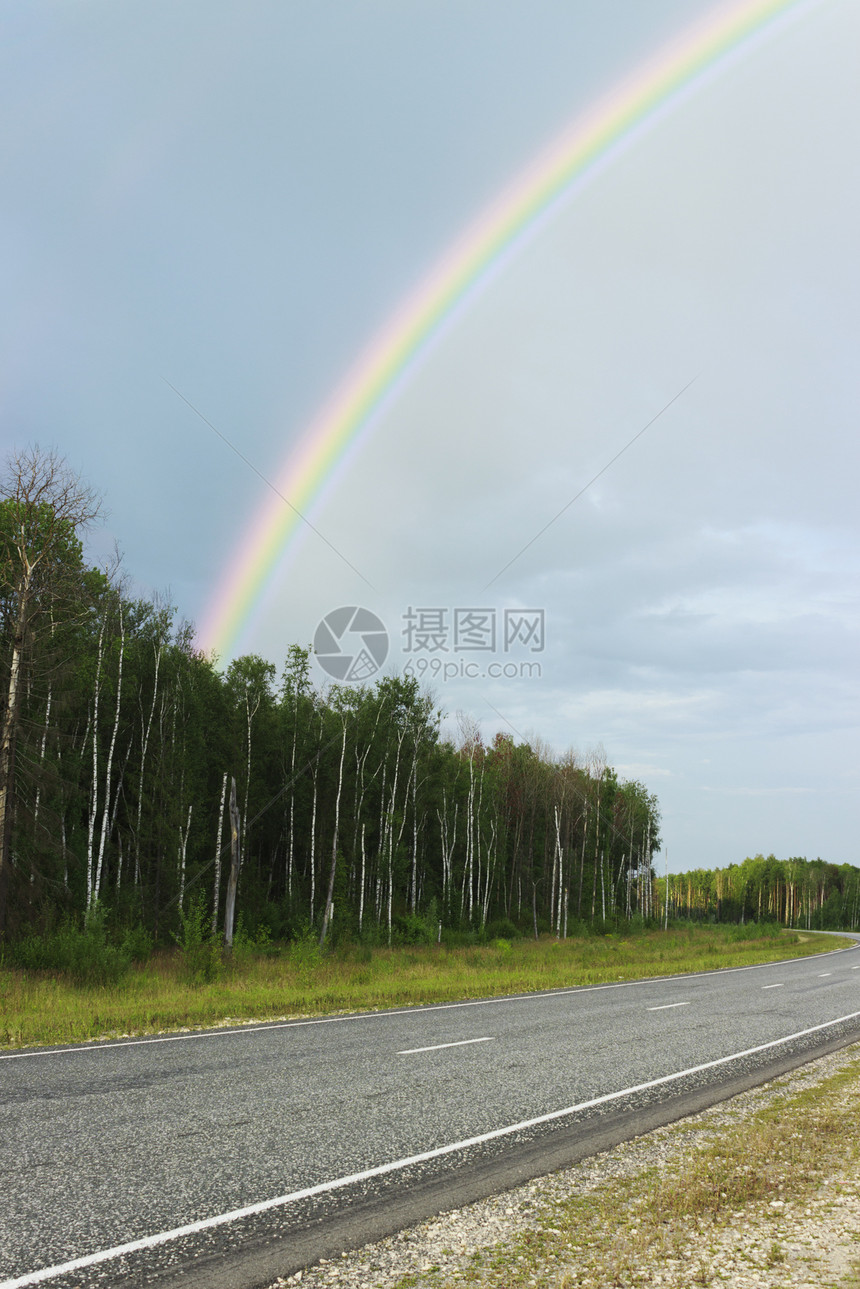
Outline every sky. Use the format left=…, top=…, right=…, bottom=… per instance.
left=2, top=0, right=858, bottom=875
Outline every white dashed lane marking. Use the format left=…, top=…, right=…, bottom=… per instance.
left=397, top=1037, right=495, bottom=1055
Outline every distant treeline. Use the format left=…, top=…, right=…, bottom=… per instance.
left=1, top=449, right=662, bottom=945
left=664, top=855, right=860, bottom=931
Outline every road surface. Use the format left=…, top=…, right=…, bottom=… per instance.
left=2, top=937, right=859, bottom=1288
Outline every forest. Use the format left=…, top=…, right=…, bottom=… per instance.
left=1, top=448, right=855, bottom=949
left=0, top=447, right=662, bottom=946
left=666, top=854, right=860, bottom=932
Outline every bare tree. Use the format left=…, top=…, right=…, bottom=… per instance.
left=0, top=446, right=101, bottom=936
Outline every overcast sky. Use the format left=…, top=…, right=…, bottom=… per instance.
left=2, top=0, right=858, bottom=874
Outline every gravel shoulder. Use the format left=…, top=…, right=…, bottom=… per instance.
left=270, top=1040, right=860, bottom=1289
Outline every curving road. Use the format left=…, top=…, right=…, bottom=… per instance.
left=2, top=936, right=860, bottom=1289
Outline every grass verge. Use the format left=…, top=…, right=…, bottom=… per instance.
left=0, top=924, right=851, bottom=1050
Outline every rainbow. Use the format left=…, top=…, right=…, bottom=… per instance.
left=200, top=0, right=819, bottom=662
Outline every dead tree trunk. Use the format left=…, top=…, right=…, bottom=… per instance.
left=223, top=777, right=241, bottom=950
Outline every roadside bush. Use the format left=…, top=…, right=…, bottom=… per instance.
left=120, top=924, right=153, bottom=963
left=174, top=894, right=223, bottom=984
left=230, top=917, right=277, bottom=966
left=392, top=912, right=435, bottom=946
left=354, top=921, right=388, bottom=948
left=589, top=918, right=618, bottom=937
left=483, top=918, right=519, bottom=942
left=440, top=926, right=479, bottom=947
left=288, top=927, right=323, bottom=974
left=6, top=907, right=131, bottom=986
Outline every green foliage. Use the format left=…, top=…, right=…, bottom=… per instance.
left=391, top=911, right=436, bottom=946
left=231, top=917, right=276, bottom=965
left=120, top=924, right=153, bottom=963
left=354, top=920, right=389, bottom=949
left=5, top=906, right=131, bottom=986
left=7, top=450, right=857, bottom=970
left=174, top=894, right=223, bottom=984
left=440, top=926, right=480, bottom=947
left=670, top=855, right=860, bottom=932
left=3, top=493, right=670, bottom=949
left=483, top=918, right=520, bottom=942
left=288, top=926, right=324, bottom=973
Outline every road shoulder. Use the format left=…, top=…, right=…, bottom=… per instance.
left=271, top=1039, right=860, bottom=1289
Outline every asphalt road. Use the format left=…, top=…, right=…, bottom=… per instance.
left=3, top=937, right=860, bottom=1289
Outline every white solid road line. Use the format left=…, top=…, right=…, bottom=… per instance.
left=819, top=973, right=833, bottom=977
left=7, top=1009, right=860, bottom=1289
left=397, top=1038, right=494, bottom=1055
left=762, top=983, right=784, bottom=990
left=647, top=1002, right=691, bottom=1011
left=4, top=943, right=857, bottom=1062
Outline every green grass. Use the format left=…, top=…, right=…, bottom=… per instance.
left=0, top=924, right=850, bottom=1050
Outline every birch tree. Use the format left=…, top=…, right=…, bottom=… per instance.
left=319, top=689, right=351, bottom=947
left=0, top=447, right=101, bottom=937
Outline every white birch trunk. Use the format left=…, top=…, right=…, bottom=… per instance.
left=553, top=805, right=564, bottom=936
left=410, top=754, right=419, bottom=913
left=309, top=771, right=317, bottom=922
left=212, top=771, right=228, bottom=933
left=85, top=612, right=106, bottom=912
left=241, top=689, right=261, bottom=857
left=384, top=732, right=404, bottom=945
left=178, top=803, right=192, bottom=910
left=223, top=777, right=241, bottom=949
left=285, top=692, right=299, bottom=898
left=358, top=822, right=367, bottom=933
left=134, top=638, right=163, bottom=889
left=94, top=600, right=124, bottom=903
left=33, top=683, right=52, bottom=831
left=319, top=716, right=347, bottom=947
left=0, top=560, right=34, bottom=915
left=482, top=818, right=496, bottom=926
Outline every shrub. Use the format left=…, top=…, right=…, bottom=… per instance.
left=174, top=894, right=223, bottom=984
left=440, top=926, right=479, bottom=947
left=392, top=912, right=435, bottom=946
left=7, top=906, right=132, bottom=986
left=484, top=918, right=519, bottom=942
left=120, top=924, right=153, bottom=963
left=589, top=918, right=617, bottom=937
left=288, top=928, right=323, bottom=973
